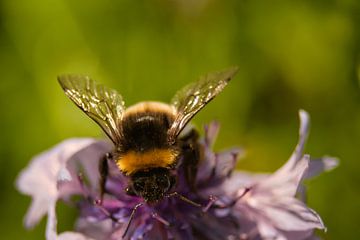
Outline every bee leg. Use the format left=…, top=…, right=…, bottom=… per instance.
left=122, top=202, right=144, bottom=238
left=98, top=153, right=112, bottom=204
left=179, top=129, right=202, bottom=192
left=165, top=192, right=201, bottom=208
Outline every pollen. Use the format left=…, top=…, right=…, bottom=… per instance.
left=116, top=149, right=178, bottom=175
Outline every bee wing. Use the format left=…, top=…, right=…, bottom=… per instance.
left=168, top=66, right=239, bottom=143
left=58, top=75, right=125, bottom=144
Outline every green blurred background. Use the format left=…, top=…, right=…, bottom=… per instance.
left=0, top=0, right=359, bottom=239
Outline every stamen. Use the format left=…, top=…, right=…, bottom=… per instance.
left=212, top=188, right=251, bottom=210
left=94, top=200, right=119, bottom=223
left=151, top=212, right=170, bottom=226
left=202, top=195, right=218, bottom=212
left=77, top=172, right=90, bottom=197
left=236, top=187, right=250, bottom=200
left=94, top=199, right=102, bottom=205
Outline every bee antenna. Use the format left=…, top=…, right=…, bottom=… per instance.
left=122, top=202, right=144, bottom=239
left=165, top=192, right=201, bottom=208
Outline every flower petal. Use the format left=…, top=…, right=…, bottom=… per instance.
left=232, top=110, right=326, bottom=239
left=304, top=156, right=339, bottom=179
left=75, top=218, right=113, bottom=240
left=23, top=197, right=51, bottom=229
left=58, top=232, right=94, bottom=240
left=67, top=140, right=112, bottom=189
left=255, top=110, right=310, bottom=198
left=45, top=199, right=92, bottom=240
left=273, top=110, right=309, bottom=180
left=214, top=147, right=243, bottom=179
left=258, top=197, right=325, bottom=231
left=197, top=121, right=243, bottom=190
left=58, top=167, right=73, bottom=182
left=251, top=154, right=309, bottom=200
left=16, top=138, right=100, bottom=228
left=16, top=138, right=113, bottom=231
left=257, top=221, right=286, bottom=240
left=46, top=199, right=57, bottom=240
left=203, top=121, right=220, bottom=148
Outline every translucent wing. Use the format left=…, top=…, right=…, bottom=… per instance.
left=168, top=66, right=239, bottom=143
left=58, top=75, right=125, bottom=144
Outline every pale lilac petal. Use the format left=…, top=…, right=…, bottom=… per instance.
left=76, top=218, right=113, bottom=240
left=195, top=123, right=219, bottom=182
left=259, top=197, right=324, bottom=231
left=305, top=156, right=339, bottom=179
left=257, top=226, right=316, bottom=240
left=67, top=140, right=112, bottom=188
left=48, top=199, right=92, bottom=240
left=281, top=230, right=317, bottom=240
left=59, top=140, right=112, bottom=200
left=252, top=110, right=310, bottom=198
left=198, top=147, right=243, bottom=193
left=298, top=156, right=339, bottom=201
left=46, top=200, right=57, bottom=240
left=214, top=147, right=244, bottom=178
left=239, top=194, right=324, bottom=240
left=257, top=221, right=286, bottom=240
left=58, top=232, right=94, bottom=240
left=252, top=155, right=309, bottom=198
left=16, top=138, right=99, bottom=228
left=222, top=111, right=314, bottom=198
left=21, top=197, right=52, bottom=229
left=304, top=235, right=321, bottom=240
left=220, top=171, right=268, bottom=194
left=47, top=200, right=95, bottom=240
left=267, top=110, right=310, bottom=196
left=238, top=190, right=324, bottom=233
left=232, top=111, right=326, bottom=239
left=204, top=121, right=220, bottom=147
left=197, top=121, right=244, bottom=189
left=58, top=167, right=73, bottom=182
left=287, top=109, right=310, bottom=167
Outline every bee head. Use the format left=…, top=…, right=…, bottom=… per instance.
left=130, top=168, right=175, bottom=202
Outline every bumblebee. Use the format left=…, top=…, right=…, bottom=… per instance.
left=58, top=67, right=238, bottom=204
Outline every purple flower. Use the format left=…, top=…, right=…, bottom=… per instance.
left=222, top=110, right=338, bottom=240
left=16, top=110, right=337, bottom=240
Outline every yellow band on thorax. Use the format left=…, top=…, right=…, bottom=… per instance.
left=116, top=149, right=178, bottom=175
